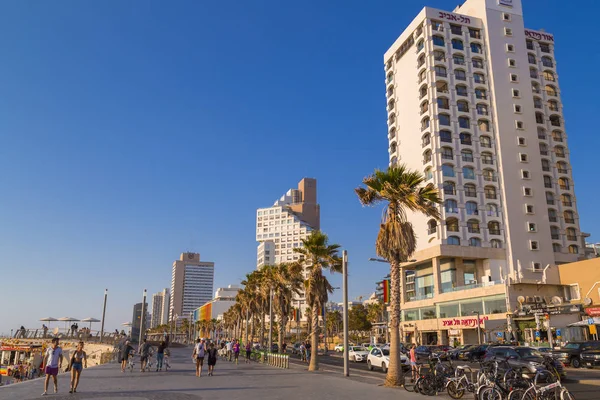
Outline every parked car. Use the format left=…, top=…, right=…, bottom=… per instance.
left=334, top=343, right=355, bottom=352
left=367, top=347, right=409, bottom=372
left=553, top=341, right=600, bottom=368
left=449, top=344, right=475, bottom=360
left=415, top=345, right=453, bottom=361
left=580, top=347, right=600, bottom=368
left=463, top=344, right=492, bottom=361
left=271, top=343, right=279, bottom=353
left=290, top=343, right=302, bottom=355
left=484, top=346, right=565, bottom=379
left=348, top=346, right=370, bottom=362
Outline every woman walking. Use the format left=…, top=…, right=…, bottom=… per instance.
left=68, top=342, right=87, bottom=393
left=245, top=341, right=252, bottom=364
left=207, top=343, right=218, bottom=376
left=232, top=339, right=240, bottom=365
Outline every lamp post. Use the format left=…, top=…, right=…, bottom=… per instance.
left=139, top=289, right=147, bottom=345
left=100, top=289, right=108, bottom=343
left=473, top=311, right=482, bottom=345
left=268, top=288, right=273, bottom=352
left=342, top=250, right=349, bottom=377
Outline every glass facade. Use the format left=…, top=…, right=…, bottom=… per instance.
left=402, top=295, right=506, bottom=321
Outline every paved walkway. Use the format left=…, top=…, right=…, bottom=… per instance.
left=0, top=347, right=423, bottom=400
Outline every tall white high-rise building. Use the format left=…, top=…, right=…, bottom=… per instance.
left=381, top=0, right=587, bottom=346
left=170, top=252, right=214, bottom=320
left=150, top=288, right=170, bottom=328
left=384, top=0, right=584, bottom=282
left=256, top=178, right=320, bottom=317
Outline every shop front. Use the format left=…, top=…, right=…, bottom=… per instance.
left=513, top=301, right=583, bottom=345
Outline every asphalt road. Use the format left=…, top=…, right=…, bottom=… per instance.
left=288, top=351, right=600, bottom=400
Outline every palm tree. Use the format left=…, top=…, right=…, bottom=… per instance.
left=355, top=164, right=440, bottom=387
left=294, top=230, right=342, bottom=371
left=269, top=263, right=304, bottom=350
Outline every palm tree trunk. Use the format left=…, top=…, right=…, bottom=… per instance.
left=278, top=311, right=284, bottom=352
left=385, top=261, right=403, bottom=387
left=308, top=306, right=319, bottom=371
left=261, top=312, right=266, bottom=347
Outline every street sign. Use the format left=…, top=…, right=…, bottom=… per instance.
left=535, top=330, right=540, bottom=339
left=588, top=318, right=594, bottom=325
left=496, top=332, right=503, bottom=338
left=556, top=329, right=562, bottom=338
left=590, top=325, right=597, bottom=335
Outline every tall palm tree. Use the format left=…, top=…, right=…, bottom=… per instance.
left=294, top=230, right=342, bottom=371
left=269, top=263, right=304, bottom=350
left=355, top=164, right=440, bottom=387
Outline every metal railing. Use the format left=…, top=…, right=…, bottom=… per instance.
left=259, top=352, right=289, bottom=369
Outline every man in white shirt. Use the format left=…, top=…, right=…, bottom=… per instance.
left=226, top=340, right=233, bottom=362
left=192, top=338, right=206, bottom=377
left=42, top=337, right=63, bottom=396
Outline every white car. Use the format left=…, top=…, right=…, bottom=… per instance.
left=348, top=346, right=370, bottom=362
left=334, top=343, right=355, bottom=352
left=367, top=347, right=409, bottom=372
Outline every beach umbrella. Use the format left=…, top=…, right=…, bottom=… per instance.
left=58, top=317, right=80, bottom=332
left=39, top=317, right=58, bottom=330
left=80, top=317, right=100, bottom=330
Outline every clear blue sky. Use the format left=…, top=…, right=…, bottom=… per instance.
left=0, top=0, right=597, bottom=336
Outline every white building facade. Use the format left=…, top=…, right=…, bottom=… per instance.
left=150, top=288, right=170, bottom=328
left=383, top=0, right=585, bottom=345
left=170, top=252, right=215, bottom=320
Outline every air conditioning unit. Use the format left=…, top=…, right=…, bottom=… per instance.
left=481, top=275, right=492, bottom=283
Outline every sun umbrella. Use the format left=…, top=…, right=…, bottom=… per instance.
left=39, top=317, right=58, bottom=330
left=58, top=317, right=80, bottom=332
left=80, top=317, right=100, bottom=330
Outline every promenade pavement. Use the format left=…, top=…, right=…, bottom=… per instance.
left=0, top=347, right=424, bottom=400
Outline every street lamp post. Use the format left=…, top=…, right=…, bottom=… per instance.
left=100, top=289, right=108, bottom=343
left=268, top=288, right=273, bottom=352
left=473, top=311, right=482, bottom=345
left=342, top=250, right=349, bottom=377
left=139, top=289, right=147, bottom=345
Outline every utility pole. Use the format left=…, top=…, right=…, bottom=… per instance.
left=100, top=289, right=108, bottom=343
left=342, top=250, right=349, bottom=377
left=268, top=288, right=273, bottom=352
left=139, top=289, right=147, bottom=345
left=245, top=309, right=249, bottom=344
left=473, top=311, right=481, bottom=345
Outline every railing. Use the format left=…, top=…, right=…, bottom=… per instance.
left=407, top=293, right=434, bottom=302
left=565, top=218, right=575, bottom=224
left=444, top=280, right=501, bottom=293
left=261, top=352, right=289, bottom=369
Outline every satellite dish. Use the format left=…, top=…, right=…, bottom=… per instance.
left=53, top=327, right=59, bottom=335
left=584, top=298, right=593, bottom=306
left=517, top=296, right=525, bottom=304
left=551, top=296, right=563, bottom=305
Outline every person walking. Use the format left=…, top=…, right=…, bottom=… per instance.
left=192, top=338, right=206, bottom=377
left=225, top=340, right=232, bottom=362
left=409, top=344, right=418, bottom=382
left=207, top=343, right=218, bottom=376
left=232, top=339, right=240, bottom=365
left=138, top=339, right=152, bottom=372
left=68, top=341, right=87, bottom=393
left=156, top=341, right=166, bottom=371
left=245, top=341, right=252, bottom=364
left=305, top=341, right=311, bottom=364
left=42, top=338, right=63, bottom=396
left=120, top=340, right=134, bottom=373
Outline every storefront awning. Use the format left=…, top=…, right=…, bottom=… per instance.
left=568, top=317, right=600, bottom=327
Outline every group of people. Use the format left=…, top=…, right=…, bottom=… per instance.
left=298, top=341, right=312, bottom=363
left=40, top=338, right=88, bottom=396
left=119, top=339, right=170, bottom=373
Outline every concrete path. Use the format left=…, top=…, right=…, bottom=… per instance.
left=0, top=347, right=423, bottom=400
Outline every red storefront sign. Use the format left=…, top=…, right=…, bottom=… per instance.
left=441, top=316, right=489, bottom=328
left=585, top=307, right=600, bottom=316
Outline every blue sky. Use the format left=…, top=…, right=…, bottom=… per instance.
left=0, top=0, right=597, bottom=336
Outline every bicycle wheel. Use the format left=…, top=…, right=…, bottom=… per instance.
left=419, top=376, right=436, bottom=396
left=507, top=388, right=534, bottom=400
left=403, top=374, right=415, bottom=392
left=560, top=388, right=576, bottom=400
left=447, top=380, right=466, bottom=399
left=478, top=386, right=503, bottom=400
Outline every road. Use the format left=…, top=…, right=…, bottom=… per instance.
left=289, top=351, right=600, bottom=399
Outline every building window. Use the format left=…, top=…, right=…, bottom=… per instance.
left=557, top=161, right=568, bottom=174
left=424, top=167, right=433, bottom=180
left=476, top=103, right=488, bottom=115
left=420, top=84, right=428, bottom=99
left=551, top=225, right=560, bottom=240
left=435, top=65, right=448, bottom=77
left=530, top=241, right=539, bottom=251
left=559, top=177, right=570, bottom=190
left=553, top=243, right=562, bottom=253
left=446, top=217, right=459, bottom=232
left=461, top=150, right=474, bottom=163
left=514, top=105, right=522, bottom=113
left=548, top=208, right=557, bottom=222
left=473, top=58, right=484, bottom=68
left=450, top=24, right=462, bottom=35
left=475, top=88, right=487, bottom=99
left=518, top=137, right=526, bottom=146
left=519, top=153, right=528, bottom=162
left=548, top=100, right=559, bottom=111
left=440, top=129, right=452, bottom=142
left=457, top=100, right=469, bottom=112
left=452, top=38, right=464, bottom=50
left=427, top=219, right=437, bottom=234
left=423, top=149, right=432, bottom=163
left=437, top=97, right=449, bottom=109
left=516, top=121, right=524, bottom=129
left=488, top=221, right=501, bottom=235
left=528, top=53, right=536, bottom=64
left=456, top=85, right=468, bottom=96
left=433, top=36, right=445, bottom=46
left=542, top=56, right=554, bottom=68
left=546, top=192, right=555, bottom=205
left=460, top=132, right=472, bottom=145
left=442, top=164, right=455, bottom=177
left=543, top=175, right=553, bottom=188
left=483, top=169, right=496, bottom=182
left=485, top=186, right=497, bottom=200
left=543, top=70, right=556, bottom=82
left=439, top=114, right=451, bottom=126
left=504, top=27, right=513, bottom=36
left=453, top=54, right=465, bottom=65
left=508, top=59, right=516, bottom=67
left=550, top=115, right=561, bottom=127
left=526, top=40, right=534, bottom=50
left=432, top=20, right=443, bottom=32
left=441, top=147, right=454, bottom=160
left=486, top=203, right=499, bottom=217
left=491, top=239, right=503, bottom=249
left=479, top=120, right=490, bottom=132
left=539, top=142, right=549, bottom=155
left=522, top=170, right=530, bottom=179
left=481, top=152, right=493, bottom=165
left=526, top=205, right=534, bottom=214
left=464, top=183, right=477, bottom=197
left=443, top=181, right=456, bottom=195
left=421, top=116, right=431, bottom=131
left=422, top=133, right=431, bottom=147
left=474, top=73, right=485, bottom=84
left=459, top=116, right=470, bottom=129
left=510, top=73, right=518, bottom=82
left=455, top=69, right=467, bottom=81
left=434, top=50, right=446, bottom=62
left=530, top=68, right=539, bottom=79
left=444, top=199, right=458, bottom=214
left=569, top=245, right=579, bottom=254
left=566, top=227, right=577, bottom=241
left=552, top=130, right=563, bottom=142
left=416, top=39, right=425, bottom=52
left=469, top=237, right=482, bottom=247
left=506, top=44, right=514, bottom=52
left=466, top=201, right=478, bottom=215
left=469, top=28, right=481, bottom=39
left=528, top=222, right=537, bottom=232
left=523, top=187, right=532, bottom=196
left=564, top=210, right=575, bottom=224
left=417, top=54, right=426, bottom=68
left=448, top=236, right=460, bottom=245
left=470, top=43, right=482, bottom=53
left=480, top=136, right=491, bottom=148
left=546, top=85, right=558, bottom=96
left=512, top=88, right=520, bottom=97
left=503, top=12, right=511, bottom=21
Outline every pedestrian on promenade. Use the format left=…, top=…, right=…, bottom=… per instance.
left=409, top=344, right=417, bottom=382
left=42, top=324, right=48, bottom=339
left=138, top=339, right=153, bottom=372
left=226, top=340, right=233, bottom=362
left=120, top=340, right=134, bottom=373
left=42, top=337, right=63, bottom=396
left=207, top=343, right=218, bottom=376
left=156, top=341, right=166, bottom=371
left=245, top=341, right=252, bottom=364
left=233, top=339, right=240, bottom=365
left=68, top=341, right=87, bottom=393
left=299, top=342, right=306, bottom=362
left=305, top=341, right=311, bottom=364
left=192, top=338, right=206, bottom=377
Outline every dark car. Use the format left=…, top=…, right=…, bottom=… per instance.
left=271, top=343, right=279, bottom=353
left=552, top=341, right=600, bottom=368
left=581, top=348, right=600, bottom=368
left=450, top=344, right=476, bottom=360
left=484, top=346, right=565, bottom=379
left=463, top=344, right=492, bottom=361
left=415, top=345, right=452, bottom=361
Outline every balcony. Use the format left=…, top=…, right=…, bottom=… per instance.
left=542, top=166, right=551, bottom=172
left=562, top=201, right=573, bottom=207
left=547, top=199, right=555, bottom=205
left=427, top=227, right=437, bottom=234
left=482, top=159, right=494, bottom=165
left=461, top=139, right=472, bottom=146
left=468, top=227, right=480, bottom=233
left=465, top=192, right=477, bottom=198
left=446, top=208, right=459, bottom=214
left=540, top=150, right=549, bottom=156
left=483, top=175, right=497, bottom=182
left=407, top=293, right=434, bottom=302
left=422, top=139, right=431, bottom=147
left=567, top=235, right=577, bottom=241
left=444, top=280, right=501, bottom=293
left=544, top=182, right=553, bottom=189
left=551, top=234, right=560, bottom=240
left=443, top=188, right=456, bottom=195
left=558, top=168, right=568, bottom=174
left=560, top=185, right=570, bottom=190
left=527, top=42, right=534, bottom=50
left=442, top=154, right=454, bottom=160
left=485, top=194, right=497, bottom=200
left=565, top=218, right=575, bottom=224
left=489, top=229, right=501, bottom=235
left=549, top=216, right=558, bottom=222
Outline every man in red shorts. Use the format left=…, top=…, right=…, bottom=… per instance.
left=42, top=337, right=64, bottom=395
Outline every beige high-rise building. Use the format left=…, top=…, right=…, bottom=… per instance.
left=256, top=178, right=320, bottom=317
left=170, top=252, right=214, bottom=321
left=382, top=0, right=587, bottom=345
left=150, top=288, right=170, bottom=328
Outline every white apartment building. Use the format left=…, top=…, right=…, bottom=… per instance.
left=383, top=0, right=586, bottom=345
left=256, top=178, right=320, bottom=317
left=150, top=288, right=170, bottom=328
left=170, top=252, right=215, bottom=320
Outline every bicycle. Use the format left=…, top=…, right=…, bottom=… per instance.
left=507, top=369, right=575, bottom=400
left=127, top=354, right=135, bottom=373
left=446, top=364, right=477, bottom=399
left=476, top=359, right=529, bottom=400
